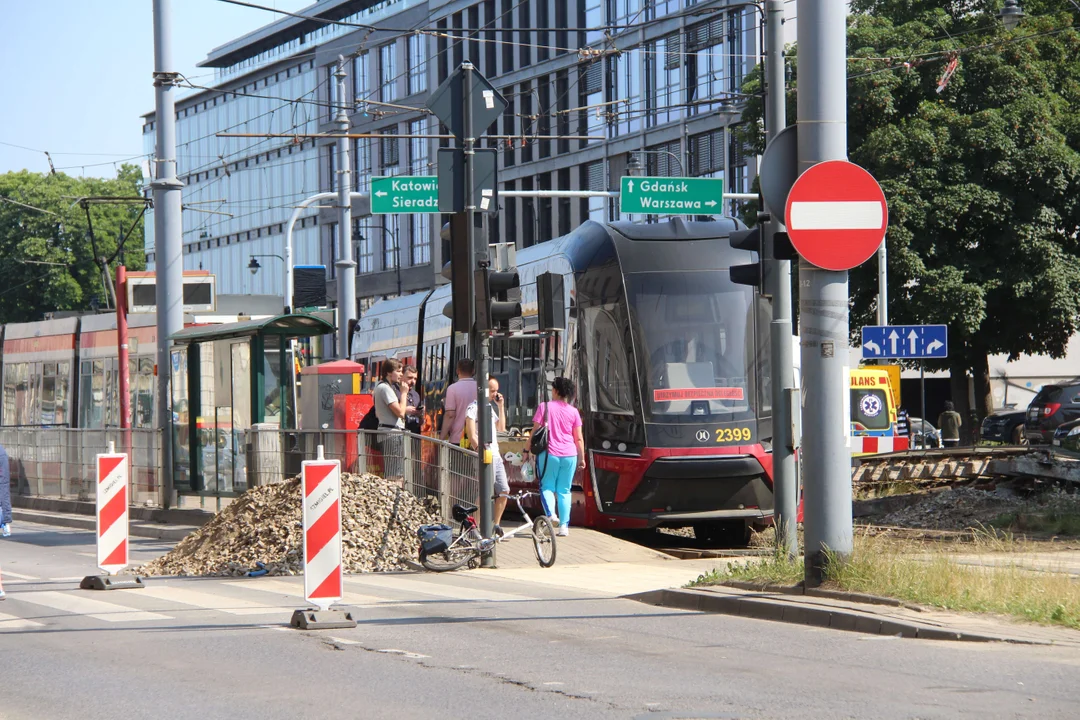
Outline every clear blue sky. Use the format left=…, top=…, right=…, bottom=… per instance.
left=0, top=0, right=307, bottom=179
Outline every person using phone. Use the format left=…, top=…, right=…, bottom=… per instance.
left=402, top=365, right=424, bottom=435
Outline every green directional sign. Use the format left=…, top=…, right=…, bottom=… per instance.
left=619, top=176, right=724, bottom=215
left=371, top=176, right=439, bottom=214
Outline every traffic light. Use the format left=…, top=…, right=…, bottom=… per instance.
left=441, top=215, right=473, bottom=327
left=477, top=266, right=522, bottom=334
left=728, top=226, right=763, bottom=288
left=772, top=230, right=797, bottom=261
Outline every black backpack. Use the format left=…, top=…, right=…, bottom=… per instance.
left=359, top=382, right=386, bottom=430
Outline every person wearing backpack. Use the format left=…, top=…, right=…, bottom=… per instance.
left=523, top=377, right=583, bottom=537
left=373, top=359, right=414, bottom=485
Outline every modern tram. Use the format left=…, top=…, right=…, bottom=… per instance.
left=351, top=218, right=776, bottom=542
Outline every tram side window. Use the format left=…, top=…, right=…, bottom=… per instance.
left=134, top=358, right=155, bottom=428
left=583, top=306, right=634, bottom=414
left=18, top=363, right=40, bottom=426
left=55, top=361, right=69, bottom=426
left=41, top=363, right=57, bottom=425
left=2, top=363, right=19, bottom=425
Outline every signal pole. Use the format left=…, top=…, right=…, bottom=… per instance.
left=462, top=63, right=496, bottom=565
left=797, top=0, right=852, bottom=585
left=765, top=0, right=798, bottom=559
left=151, top=0, right=184, bottom=509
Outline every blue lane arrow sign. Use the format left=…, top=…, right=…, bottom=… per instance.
left=861, top=325, right=948, bottom=359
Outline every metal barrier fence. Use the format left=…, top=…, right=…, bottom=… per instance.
left=245, top=427, right=480, bottom=521
left=0, top=426, right=485, bottom=523
left=0, top=427, right=162, bottom=506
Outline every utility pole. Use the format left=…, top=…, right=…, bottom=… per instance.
left=765, top=0, right=797, bottom=559
left=797, top=0, right=851, bottom=585
left=334, top=56, right=357, bottom=358
left=151, top=0, right=184, bottom=509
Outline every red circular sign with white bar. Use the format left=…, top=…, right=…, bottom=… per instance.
left=784, top=160, right=888, bottom=271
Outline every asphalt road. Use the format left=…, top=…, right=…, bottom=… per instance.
left=3, top=522, right=1080, bottom=720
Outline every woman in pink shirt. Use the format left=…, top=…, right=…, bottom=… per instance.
left=524, top=377, right=584, bottom=537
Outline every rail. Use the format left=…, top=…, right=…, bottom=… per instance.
left=1, top=426, right=494, bottom=523
left=0, top=427, right=162, bottom=506
left=247, top=428, right=482, bottom=521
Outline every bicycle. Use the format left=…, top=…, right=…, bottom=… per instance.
left=417, top=491, right=557, bottom=572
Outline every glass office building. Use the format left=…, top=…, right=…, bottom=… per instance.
left=142, top=0, right=761, bottom=315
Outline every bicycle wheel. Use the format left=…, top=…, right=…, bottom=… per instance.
left=419, top=536, right=477, bottom=572
left=532, top=516, right=557, bottom=568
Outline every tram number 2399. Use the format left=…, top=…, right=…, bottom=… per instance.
left=714, top=427, right=752, bottom=443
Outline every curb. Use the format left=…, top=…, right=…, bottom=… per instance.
left=12, top=509, right=197, bottom=543
left=721, top=580, right=915, bottom=609
left=12, top=496, right=214, bottom=527
left=628, top=588, right=1039, bottom=644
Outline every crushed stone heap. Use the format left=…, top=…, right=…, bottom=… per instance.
left=137, top=473, right=440, bottom=577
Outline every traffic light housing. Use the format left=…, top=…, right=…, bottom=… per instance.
left=478, top=266, right=522, bottom=334
left=441, top=215, right=473, bottom=328
left=728, top=226, right=763, bottom=288
left=772, top=230, right=797, bottom=261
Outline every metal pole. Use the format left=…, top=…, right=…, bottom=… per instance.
left=797, top=0, right=851, bottom=585
left=117, top=265, right=132, bottom=458
left=463, top=62, right=495, bottom=565
left=334, top=56, right=357, bottom=358
left=877, top=235, right=888, bottom=325
left=765, top=0, right=797, bottom=560
left=151, top=0, right=184, bottom=510
left=920, top=365, right=926, bottom=446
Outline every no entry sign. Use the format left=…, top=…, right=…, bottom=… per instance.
left=785, top=160, right=888, bottom=271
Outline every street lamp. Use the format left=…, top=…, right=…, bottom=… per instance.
left=627, top=149, right=684, bottom=177
left=997, top=0, right=1024, bottom=30
left=248, top=255, right=286, bottom=308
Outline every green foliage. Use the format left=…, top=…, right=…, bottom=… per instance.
left=0, top=165, right=146, bottom=323
left=739, top=1, right=1080, bottom=401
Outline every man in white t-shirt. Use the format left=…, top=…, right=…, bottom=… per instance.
left=464, top=377, right=508, bottom=533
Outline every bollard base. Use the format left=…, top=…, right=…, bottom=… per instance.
left=80, top=575, right=145, bottom=591
left=290, top=608, right=357, bottom=630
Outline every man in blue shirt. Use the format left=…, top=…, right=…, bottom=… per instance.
left=0, top=442, right=11, bottom=537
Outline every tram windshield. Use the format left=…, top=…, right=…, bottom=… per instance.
left=625, top=270, right=761, bottom=423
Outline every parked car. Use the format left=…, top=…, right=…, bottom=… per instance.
left=980, top=408, right=1027, bottom=445
left=1052, top=418, right=1080, bottom=457
left=1025, top=381, right=1080, bottom=444
left=908, top=417, right=942, bottom=449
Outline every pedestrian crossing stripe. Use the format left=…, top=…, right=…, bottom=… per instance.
left=15, top=591, right=172, bottom=623
left=0, top=612, right=44, bottom=629
left=136, top=585, right=285, bottom=616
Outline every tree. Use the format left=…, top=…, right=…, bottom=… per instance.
left=740, top=1, right=1080, bottom=432
left=0, top=165, right=147, bottom=323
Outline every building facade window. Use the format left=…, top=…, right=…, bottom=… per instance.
left=353, top=52, right=369, bottom=110
left=647, top=35, right=683, bottom=127
left=580, top=62, right=604, bottom=148
left=409, top=119, right=431, bottom=266
left=582, top=161, right=606, bottom=223
left=383, top=217, right=401, bottom=270
left=354, top=137, right=371, bottom=193
left=355, top=219, right=374, bottom=273
left=407, top=34, right=427, bottom=95
left=608, top=49, right=642, bottom=137
left=380, top=125, right=399, bottom=169
left=379, top=42, right=397, bottom=103
left=581, top=0, right=603, bottom=45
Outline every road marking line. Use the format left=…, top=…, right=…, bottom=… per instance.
left=227, top=579, right=400, bottom=607
left=328, top=636, right=362, bottom=645
left=0, top=612, right=45, bottom=629
left=137, top=585, right=285, bottom=616
left=2, top=571, right=39, bottom=580
left=15, top=591, right=172, bottom=623
left=377, top=648, right=429, bottom=659
left=347, top=575, right=532, bottom=602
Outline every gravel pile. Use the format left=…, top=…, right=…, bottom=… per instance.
left=880, top=486, right=1027, bottom=531
left=137, top=473, right=440, bottom=577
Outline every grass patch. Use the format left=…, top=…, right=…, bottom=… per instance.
left=992, top=511, right=1080, bottom=536
left=690, top=532, right=1080, bottom=629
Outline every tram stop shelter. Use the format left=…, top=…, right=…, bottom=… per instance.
left=168, top=313, right=336, bottom=497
